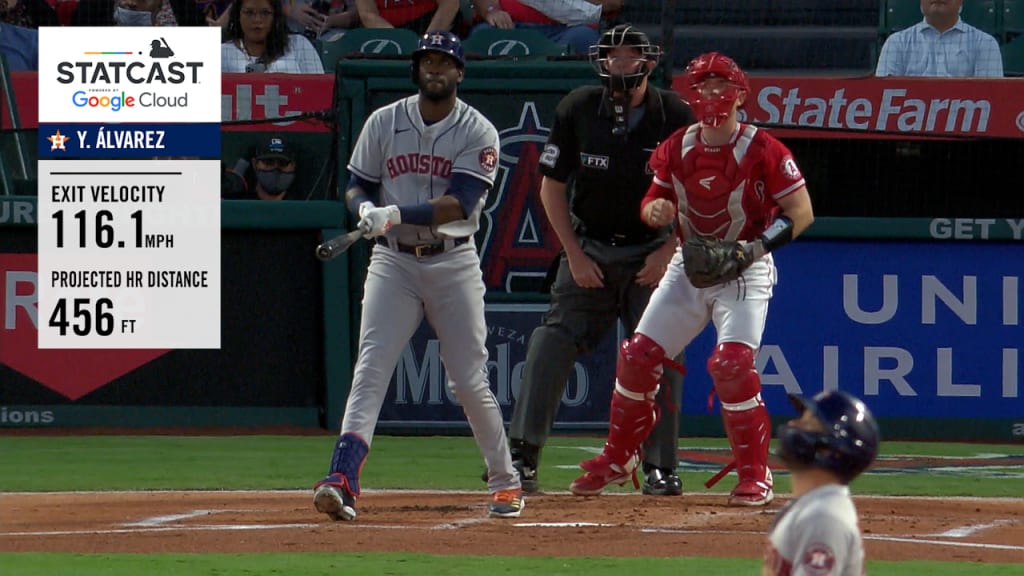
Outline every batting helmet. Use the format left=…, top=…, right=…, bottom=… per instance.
left=776, top=390, right=880, bottom=484
left=410, top=30, right=465, bottom=84
left=683, top=52, right=749, bottom=127
left=588, top=24, right=661, bottom=93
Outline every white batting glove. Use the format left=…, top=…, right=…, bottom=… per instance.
left=358, top=201, right=375, bottom=219
left=358, top=205, right=401, bottom=238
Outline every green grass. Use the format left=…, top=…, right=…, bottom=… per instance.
left=1, top=435, right=1021, bottom=575
left=1, top=553, right=1022, bottom=576
left=1, top=435, right=1020, bottom=497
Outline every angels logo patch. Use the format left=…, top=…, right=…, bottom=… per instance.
left=801, top=543, right=836, bottom=575
left=781, top=156, right=802, bottom=180
left=479, top=146, right=498, bottom=173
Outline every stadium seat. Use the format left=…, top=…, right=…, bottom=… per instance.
left=462, top=28, right=569, bottom=59
left=1001, top=34, right=1024, bottom=75
left=962, top=0, right=1000, bottom=39
left=880, top=0, right=922, bottom=36
left=1005, top=0, right=1023, bottom=41
left=318, top=28, right=420, bottom=72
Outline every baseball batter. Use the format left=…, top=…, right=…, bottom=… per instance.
left=764, top=390, right=880, bottom=575
left=570, top=52, right=815, bottom=506
left=312, top=31, right=523, bottom=521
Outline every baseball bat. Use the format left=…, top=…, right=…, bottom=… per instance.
left=315, top=223, right=369, bottom=261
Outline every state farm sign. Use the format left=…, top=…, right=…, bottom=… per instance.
left=755, top=87, right=990, bottom=133
left=671, top=75, right=1024, bottom=139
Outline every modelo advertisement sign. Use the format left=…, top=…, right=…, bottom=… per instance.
left=378, top=240, right=1022, bottom=434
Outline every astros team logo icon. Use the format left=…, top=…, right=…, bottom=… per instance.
left=479, top=147, right=498, bottom=173
left=48, top=129, right=69, bottom=151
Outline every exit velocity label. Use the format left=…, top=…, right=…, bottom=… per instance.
left=37, top=159, right=220, bottom=349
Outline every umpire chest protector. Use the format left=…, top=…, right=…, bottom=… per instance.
left=560, top=86, right=689, bottom=244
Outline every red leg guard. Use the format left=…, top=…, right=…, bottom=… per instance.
left=708, top=343, right=774, bottom=506
left=570, top=334, right=664, bottom=495
left=616, top=333, right=665, bottom=395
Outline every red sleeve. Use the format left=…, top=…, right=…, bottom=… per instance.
left=760, top=135, right=806, bottom=202
left=640, top=131, right=681, bottom=214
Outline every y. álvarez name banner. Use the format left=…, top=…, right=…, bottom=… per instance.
left=671, top=75, right=1024, bottom=139
left=36, top=28, right=222, bottom=349
left=7, top=72, right=334, bottom=133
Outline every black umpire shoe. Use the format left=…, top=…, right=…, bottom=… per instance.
left=642, top=468, right=683, bottom=496
left=481, top=441, right=540, bottom=494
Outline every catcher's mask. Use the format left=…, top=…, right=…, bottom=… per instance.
left=776, top=390, right=880, bottom=485
left=684, top=52, right=749, bottom=128
left=588, top=24, right=660, bottom=94
left=410, top=30, right=465, bottom=85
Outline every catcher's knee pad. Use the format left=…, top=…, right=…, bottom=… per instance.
left=708, top=342, right=760, bottom=404
left=327, top=432, right=369, bottom=496
left=616, top=333, right=665, bottom=397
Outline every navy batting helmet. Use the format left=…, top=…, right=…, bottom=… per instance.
left=776, top=390, right=880, bottom=484
left=410, top=30, right=465, bottom=83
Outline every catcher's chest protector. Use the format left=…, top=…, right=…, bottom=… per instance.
left=676, top=124, right=765, bottom=241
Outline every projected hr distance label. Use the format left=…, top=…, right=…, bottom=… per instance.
left=37, top=160, right=220, bottom=349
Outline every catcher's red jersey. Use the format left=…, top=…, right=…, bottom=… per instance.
left=646, top=123, right=805, bottom=242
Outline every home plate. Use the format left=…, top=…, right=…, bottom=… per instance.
left=514, top=522, right=615, bottom=528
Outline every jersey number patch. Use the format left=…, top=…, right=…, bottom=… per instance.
left=539, top=144, right=560, bottom=168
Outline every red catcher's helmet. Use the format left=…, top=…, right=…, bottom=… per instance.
left=684, top=52, right=749, bottom=128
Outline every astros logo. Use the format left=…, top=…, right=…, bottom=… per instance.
left=47, top=130, right=69, bottom=151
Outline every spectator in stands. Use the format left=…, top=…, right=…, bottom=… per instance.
left=71, top=0, right=206, bottom=26
left=470, top=0, right=622, bottom=55
left=286, top=0, right=359, bottom=42
left=1, top=0, right=57, bottom=27
left=201, top=0, right=233, bottom=26
left=355, top=0, right=462, bottom=36
left=221, top=0, right=324, bottom=73
left=250, top=136, right=299, bottom=200
left=876, top=0, right=1003, bottom=77
left=0, top=21, right=38, bottom=71
left=223, top=136, right=300, bottom=200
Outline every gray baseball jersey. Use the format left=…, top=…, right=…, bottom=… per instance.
left=763, top=485, right=865, bottom=576
left=340, top=95, right=519, bottom=492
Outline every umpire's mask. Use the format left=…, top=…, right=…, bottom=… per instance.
left=589, top=24, right=660, bottom=94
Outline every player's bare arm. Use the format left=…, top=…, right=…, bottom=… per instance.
left=355, top=0, right=393, bottom=28
left=539, top=175, right=604, bottom=288
left=422, top=195, right=468, bottom=226
left=776, top=185, right=814, bottom=238
left=427, top=0, right=460, bottom=33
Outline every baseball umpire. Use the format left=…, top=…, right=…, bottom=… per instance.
left=312, top=30, right=523, bottom=521
left=764, top=390, right=880, bottom=575
left=503, top=24, right=695, bottom=496
left=570, top=52, right=815, bottom=505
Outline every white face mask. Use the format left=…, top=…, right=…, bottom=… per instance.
left=114, top=6, right=153, bottom=26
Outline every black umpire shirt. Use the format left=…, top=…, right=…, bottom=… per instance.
left=538, top=84, right=696, bottom=245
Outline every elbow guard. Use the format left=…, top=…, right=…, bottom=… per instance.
left=760, top=215, right=794, bottom=254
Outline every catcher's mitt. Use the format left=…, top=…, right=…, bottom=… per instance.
left=682, top=236, right=754, bottom=288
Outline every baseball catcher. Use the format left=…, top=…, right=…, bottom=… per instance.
left=570, top=52, right=816, bottom=506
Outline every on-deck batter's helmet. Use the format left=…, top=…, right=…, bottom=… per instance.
left=588, top=24, right=661, bottom=93
left=777, top=390, right=880, bottom=484
left=410, top=30, right=465, bottom=84
left=683, top=52, right=749, bottom=127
